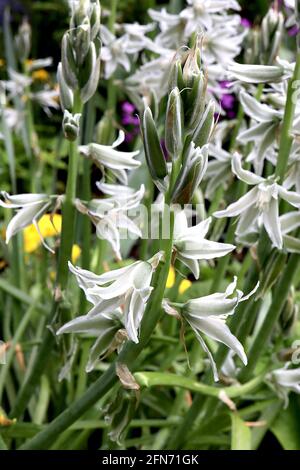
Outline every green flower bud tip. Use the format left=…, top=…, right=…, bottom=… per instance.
left=62, top=110, right=81, bottom=141
left=165, top=87, right=184, bottom=158
left=142, top=107, right=168, bottom=182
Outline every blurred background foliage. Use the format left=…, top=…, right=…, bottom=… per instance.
left=0, top=0, right=271, bottom=65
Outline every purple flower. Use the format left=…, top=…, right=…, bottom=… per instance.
left=122, top=101, right=135, bottom=115
left=241, top=17, right=251, bottom=29
left=219, top=81, right=236, bottom=118
left=288, top=25, right=300, bottom=37
left=120, top=101, right=140, bottom=144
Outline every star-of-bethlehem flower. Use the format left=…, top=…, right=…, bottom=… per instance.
left=79, top=130, right=141, bottom=185
left=173, top=210, right=235, bottom=280
left=58, top=252, right=164, bottom=364
left=266, top=363, right=300, bottom=408
left=163, top=277, right=258, bottom=381
left=214, top=153, right=300, bottom=249
left=75, top=182, right=144, bottom=260
left=0, top=192, right=52, bottom=246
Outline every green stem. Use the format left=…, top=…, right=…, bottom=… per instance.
left=134, top=371, right=264, bottom=398
left=239, top=253, right=299, bottom=382
left=276, top=52, right=300, bottom=182
left=79, top=100, right=95, bottom=311
left=0, top=304, right=37, bottom=402
left=10, top=94, right=83, bottom=420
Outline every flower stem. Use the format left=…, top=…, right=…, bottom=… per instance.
left=10, top=93, right=83, bottom=419
left=239, top=252, right=299, bottom=382
left=134, top=371, right=264, bottom=398
left=276, top=52, right=300, bottom=182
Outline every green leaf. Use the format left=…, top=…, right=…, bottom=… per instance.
left=271, top=396, right=300, bottom=450
left=231, top=413, right=252, bottom=450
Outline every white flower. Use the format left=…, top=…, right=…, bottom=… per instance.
left=280, top=211, right=300, bottom=253
left=76, top=183, right=145, bottom=259
left=67, top=252, right=164, bottom=344
left=100, top=25, right=131, bottom=79
left=173, top=211, right=235, bottom=279
left=57, top=309, right=124, bottom=372
left=0, top=192, right=51, bottom=245
left=164, top=277, right=258, bottom=381
left=228, top=62, right=288, bottom=83
left=79, top=130, right=141, bottom=185
left=30, top=89, right=60, bottom=116
left=237, top=90, right=282, bottom=174
left=204, top=144, right=232, bottom=200
left=214, top=153, right=300, bottom=249
left=266, top=363, right=300, bottom=408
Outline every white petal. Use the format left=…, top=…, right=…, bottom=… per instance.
left=214, top=187, right=258, bottom=218
left=196, top=316, right=247, bottom=366
left=262, top=197, right=282, bottom=249
left=232, top=153, right=264, bottom=185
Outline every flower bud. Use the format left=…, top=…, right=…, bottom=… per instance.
left=168, top=59, right=184, bottom=92
left=105, top=388, right=137, bottom=444
left=79, top=36, right=101, bottom=103
left=186, top=70, right=207, bottom=130
left=279, top=289, right=297, bottom=336
left=171, top=143, right=208, bottom=205
left=182, top=44, right=201, bottom=89
left=141, top=107, right=168, bottom=188
left=57, top=62, right=74, bottom=111
left=165, top=87, right=184, bottom=159
left=62, top=110, right=81, bottom=141
left=89, top=0, right=101, bottom=40
left=74, top=18, right=91, bottom=66
left=70, top=0, right=89, bottom=30
left=15, top=18, right=31, bottom=62
left=192, top=100, right=215, bottom=149
left=260, top=8, right=283, bottom=65
left=61, top=32, right=78, bottom=89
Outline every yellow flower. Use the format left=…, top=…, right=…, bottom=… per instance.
left=32, top=69, right=50, bottom=82
left=166, top=266, right=175, bottom=288
left=39, top=214, right=62, bottom=237
left=179, top=279, right=192, bottom=294
left=0, top=58, right=5, bottom=67
left=71, top=244, right=81, bottom=264
left=23, top=214, right=62, bottom=253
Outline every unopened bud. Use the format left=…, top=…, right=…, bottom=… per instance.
left=79, top=37, right=101, bottom=103
left=15, top=18, right=31, bottom=62
left=141, top=107, right=168, bottom=189
left=192, top=100, right=215, bottom=149
left=171, top=143, right=208, bottom=205
left=61, top=32, right=78, bottom=89
left=57, top=63, right=74, bottom=111
left=182, top=44, right=201, bottom=89
left=165, top=87, right=184, bottom=159
left=62, top=110, right=81, bottom=141
left=105, top=388, right=137, bottom=444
